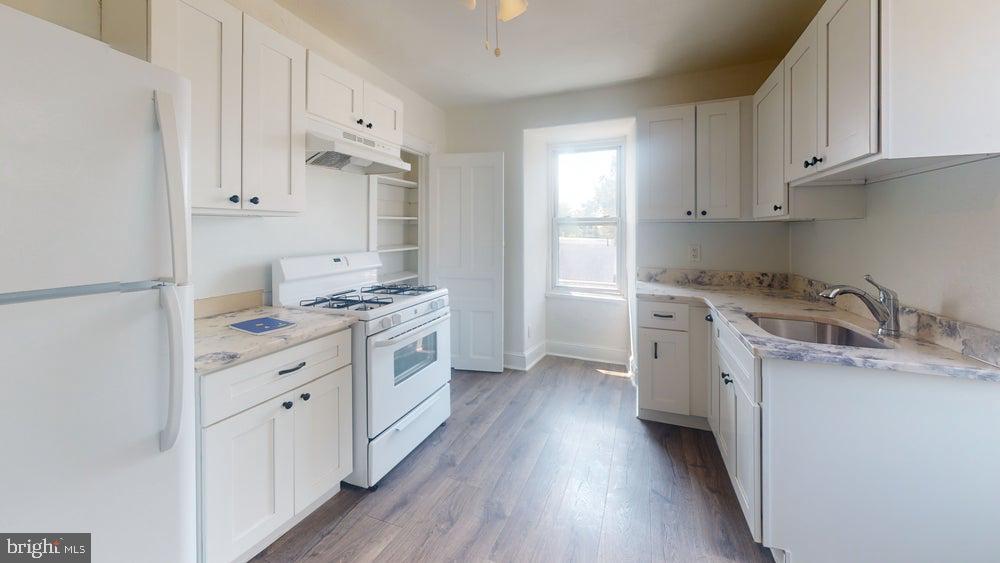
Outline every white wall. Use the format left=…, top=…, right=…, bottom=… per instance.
left=447, top=60, right=790, bottom=362
left=790, top=157, right=1000, bottom=331
left=0, top=0, right=99, bottom=39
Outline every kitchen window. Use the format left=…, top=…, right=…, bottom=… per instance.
left=549, top=140, right=624, bottom=295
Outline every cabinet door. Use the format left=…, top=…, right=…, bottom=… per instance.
left=150, top=0, right=243, bottom=211
left=753, top=65, right=787, bottom=218
left=783, top=20, right=819, bottom=182
left=242, top=15, right=306, bottom=213
left=695, top=100, right=742, bottom=220
left=709, top=343, right=720, bottom=433
left=718, top=354, right=736, bottom=476
left=293, top=367, right=353, bottom=512
left=734, top=379, right=762, bottom=542
left=637, top=105, right=696, bottom=221
left=203, top=394, right=294, bottom=563
left=638, top=328, right=690, bottom=415
left=306, top=50, right=365, bottom=133
left=816, top=0, right=878, bottom=169
left=363, top=82, right=404, bottom=146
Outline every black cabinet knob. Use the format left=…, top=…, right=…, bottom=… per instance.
left=686, top=210, right=692, bottom=216
left=356, top=118, right=364, bottom=125
left=773, top=204, right=783, bottom=211
left=705, top=313, right=713, bottom=322
left=249, top=196, right=260, bottom=205
left=229, top=195, right=240, bottom=204
left=366, top=123, right=373, bottom=129
left=300, top=393, right=311, bottom=401
left=282, top=401, right=293, bottom=410
left=813, top=156, right=824, bottom=165
left=803, top=159, right=811, bottom=168
left=700, top=210, right=707, bottom=216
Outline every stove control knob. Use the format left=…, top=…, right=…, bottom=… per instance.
left=380, top=318, right=392, bottom=330
left=392, top=314, right=402, bottom=326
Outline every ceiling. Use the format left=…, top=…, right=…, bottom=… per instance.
left=275, top=0, right=823, bottom=107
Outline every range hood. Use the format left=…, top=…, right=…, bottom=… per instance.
left=305, top=116, right=411, bottom=175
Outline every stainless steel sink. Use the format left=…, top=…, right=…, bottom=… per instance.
left=748, top=315, right=891, bottom=349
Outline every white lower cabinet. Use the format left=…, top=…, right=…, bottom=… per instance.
left=637, top=327, right=691, bottom=414
left=201, top=331, right=353, bottom=563
left=733, top=377, right=761, bottom=541
left=717, top=351, right=737, bottom=475
left=203, top=392, right=295, bottom=563
left=293, top=366, right=353, bottom=512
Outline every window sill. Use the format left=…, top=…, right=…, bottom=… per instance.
left=546, top=290, right=626, bottom=304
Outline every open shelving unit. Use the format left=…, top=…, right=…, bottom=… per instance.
left=368, top=148, right=425, bottom=285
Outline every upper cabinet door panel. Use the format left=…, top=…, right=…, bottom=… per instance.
left=150, top=0, right=243, bottom=211
left=306, top=51, right=365, bottom=132
left=637, top=105, right=696, bottom=221
left=696, top=100, right=741, bottom=220
left=783, top=20, right=819, bottom=183
left=242, top=15, right=305, bottom=213
left=753, top=64, right=786, bottom=218
left=817, top=0, right=878, bottom=169
left=363, top=82, right=404, bottom=146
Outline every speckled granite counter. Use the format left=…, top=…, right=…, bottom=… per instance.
left=636, top=281, right=1000, bottom=383
left=195, top=307, right=354, bottom=376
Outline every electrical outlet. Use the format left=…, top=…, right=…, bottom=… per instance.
left=527, top=325, right=533, bottom=339
left=688, top=244, right=701, bottom=263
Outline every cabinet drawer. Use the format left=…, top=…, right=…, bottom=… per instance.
left=201, top=330, right=351, bottom=427
left=637, top=300, right=689, bottom=330
left=369, top=384, right=450, bottom=486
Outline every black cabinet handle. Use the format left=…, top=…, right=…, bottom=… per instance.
left=366, top=122, right=374, bottom=129
left=300, top=393, right=311, bottom=401
left=705, top=313, right=713, bottom=322
left=282, top=401, right=293, bottom=410
left=803, top=159, right=811, bottom=168
left=356, top=118, right=364, bottom=125
left=652, top=313, right=674, bottom=319
left=700, top=210, right=707, bottom=216
left=249, top=196, right=260, bottom=205
left=686, top=210, right=693, bottom=216
left=813, top=156, right=824, bottom=165
left=721, top=372, right=733, bottom=384
left=278, top=361, right=306, bottom=376
left=229, top=195, right=240, bottom=204
left=653, top=341, right=658, bottom=360
left=773, top=204, right=783, bottom=211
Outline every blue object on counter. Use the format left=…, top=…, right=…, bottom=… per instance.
left=229, top=317, right=295, bottom=335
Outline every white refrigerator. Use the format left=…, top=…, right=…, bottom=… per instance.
left=0, top=6, right=196, bottom=562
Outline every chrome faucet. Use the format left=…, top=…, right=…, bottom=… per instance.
left=819, top=275, right=900, bottom=337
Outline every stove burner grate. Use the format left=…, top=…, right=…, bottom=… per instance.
left=299, top=290, right=394, bottom=310
left=361, top=283, right=438, bottom=296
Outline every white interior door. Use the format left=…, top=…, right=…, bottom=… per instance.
left=429, top=152, right=504, bottom=372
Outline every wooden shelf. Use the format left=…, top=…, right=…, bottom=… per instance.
left=377, top=176, right=418, bottom=189
left=377, top=244, right=419, bottom=253
left=381, top=270, right=418, bottom=284
left=378, top=215, right=418, bottom=221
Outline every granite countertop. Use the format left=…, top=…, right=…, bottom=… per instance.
left=636, top=281, right=1000, bottom=383
left=195, top=306, right=354, bottom=376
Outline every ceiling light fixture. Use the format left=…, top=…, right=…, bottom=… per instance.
left=463, top=0, right=527, bottom=57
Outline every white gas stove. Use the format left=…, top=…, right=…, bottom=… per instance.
left=273, top=252, right=451, bottom=489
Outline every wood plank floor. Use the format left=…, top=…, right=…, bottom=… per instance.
left=253, top=356, right=773, bottom=563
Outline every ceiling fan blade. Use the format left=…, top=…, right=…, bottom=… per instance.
left=497, top=0, right=527, bottom=21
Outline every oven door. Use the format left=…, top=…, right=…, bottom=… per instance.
left=367, top=310, right=451, bottom=438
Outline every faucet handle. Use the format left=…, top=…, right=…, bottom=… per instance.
left=864, top=275, right=898, bottom=301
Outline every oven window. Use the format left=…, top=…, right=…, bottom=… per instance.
left=394, top=333, right=438, bottom=385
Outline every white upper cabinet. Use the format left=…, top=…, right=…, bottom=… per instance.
left=306, top=51, right=405, bottom=146
left=783, top=20, right=819, bottom=183
left=637, top=105, right=696, bottom=221
left=696, top=100, right=742, bottom=220
left=815, top=0, right=878, bottom=170
left=242, top=15, right=306, bottom=214
left=306, top=51, right=365, bottom=133
left=149, top=0, right=243, bottom=212
left=363, top=82, right=405, bottom=146
left=753, top=64, right=786, bottom=218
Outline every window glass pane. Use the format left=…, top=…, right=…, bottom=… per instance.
left=557, top=222, right=617, bottom=286
left=557, top=149, right=618, bottom=218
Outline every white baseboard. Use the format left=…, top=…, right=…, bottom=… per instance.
left=503, top=341, right=546, bottom=371
left=546, top=340, right=627, bottom=365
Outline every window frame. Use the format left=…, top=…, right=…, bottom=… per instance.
left=547, top=138, right=626, bottom=296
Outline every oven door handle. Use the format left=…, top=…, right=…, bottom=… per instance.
left=373, top=313, right=451, bottom=348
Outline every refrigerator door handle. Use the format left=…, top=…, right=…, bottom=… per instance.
left=154, top=90, right=191, bottom=286
left=159, top=284, right=187, bottom=452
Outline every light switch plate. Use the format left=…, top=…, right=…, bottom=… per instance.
left=688, top=244, right=701, bottom=263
